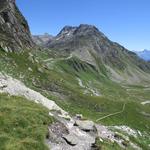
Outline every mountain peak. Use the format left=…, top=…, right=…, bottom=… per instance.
left=78, top=24, right=99, bottom=30
left=57, top=26, right=77, bottom=37
left=60, top=25, right=77, bottom=31
left=56, top=24, right=106, bottom=40
left=73, top=24, right=104, bottom=37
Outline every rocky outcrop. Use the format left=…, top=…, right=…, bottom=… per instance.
left=0, top=0, right=34, bottom=52
left=74, top=120, right=95, bottom=131
left=47, top=113, right=96, bottom=150
left=47, top=111, right=142, bottom=150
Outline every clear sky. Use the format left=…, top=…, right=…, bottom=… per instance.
left=16, top=0, right=150, bottom=51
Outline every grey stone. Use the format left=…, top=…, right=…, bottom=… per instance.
left=63, top=134, right=78, bottom=146
left=75, top=120, right=95, bottom=131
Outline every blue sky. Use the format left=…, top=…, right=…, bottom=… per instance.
left=16, top=0, right=150, bottom=51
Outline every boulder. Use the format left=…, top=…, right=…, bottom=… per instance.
left=63, top=134, right=79, bottom=146
left=75, top=114, right=83, bottom=120
left=74, top=120, right=95, bottom=131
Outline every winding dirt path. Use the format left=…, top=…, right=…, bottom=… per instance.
left=96, top=103, right=126, bottom=122
left=43, top=54, right=73, bottom=62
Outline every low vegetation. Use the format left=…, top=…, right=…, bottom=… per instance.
left=0, top=49, right=150, bottom=149
left=0, top=93, right=54, bottom=150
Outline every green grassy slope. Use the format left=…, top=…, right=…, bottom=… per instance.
left=36, top=49, right=150, bottom=149
left=0, top=93, right=54, bottom=150
left=0, top=48, right=150, bottom=149
left=34, top=49, right=150, bottom=130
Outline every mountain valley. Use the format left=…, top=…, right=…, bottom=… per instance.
left=0, top=1, right=150, bottom=150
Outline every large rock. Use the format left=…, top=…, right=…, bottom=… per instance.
left=48, top=113, right=96, bottom=150
left=0, top=0, right=34, bottom=52
left=63, top=134, right=79, bottom=146
left=75, top=120, right=95, bottom=131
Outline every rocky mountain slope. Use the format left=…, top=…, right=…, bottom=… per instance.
left=32, top=33, right=53, bottom=47
left=1, top=48, right=150, bottom=149
left=135, top=49, right=150, bottom=61
left=46, top=24, right=150, bottom=83
left=0, top=0, right=34, bottom=52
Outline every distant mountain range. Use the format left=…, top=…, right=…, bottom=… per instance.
left=32, top=33, right=53, bottom=47
left=135, top=50, right=150, bottom=61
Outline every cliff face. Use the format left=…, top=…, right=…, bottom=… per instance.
left=0, top=0, right=34, bottom=52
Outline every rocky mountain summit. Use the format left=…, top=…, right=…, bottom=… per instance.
left=47, top=24, right=106, bottom=51
left=0, top=0, right=34, bottom=52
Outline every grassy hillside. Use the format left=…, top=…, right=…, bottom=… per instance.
left=0, top=93, right=54, bottom=150
left=35, top=50, right=150, bottom=128
left=0, top=48, right=150, bottom=149
left=36, top=49, right=150, bottom=149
